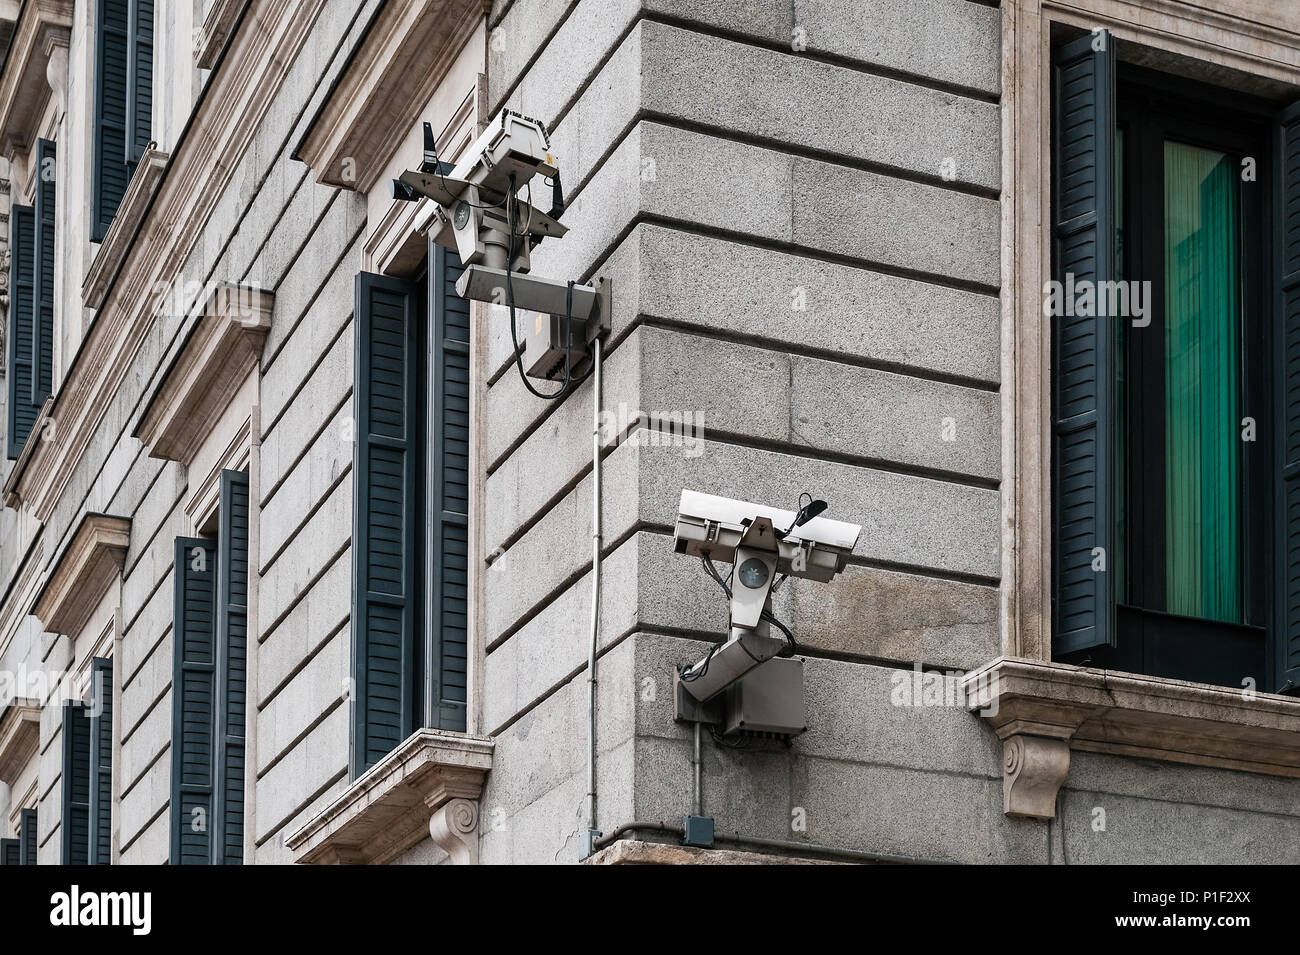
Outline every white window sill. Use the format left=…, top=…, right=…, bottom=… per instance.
left=285, top=728, right=493, bottom=865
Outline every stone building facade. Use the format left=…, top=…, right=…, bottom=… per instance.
left=0, top=0, right=1297, bottom=866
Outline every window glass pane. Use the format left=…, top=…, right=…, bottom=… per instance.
left=1162, top=141, right=1241, bottom=623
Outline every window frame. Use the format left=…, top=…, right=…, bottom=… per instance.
left=1055, top=66, right=1278, bottom=689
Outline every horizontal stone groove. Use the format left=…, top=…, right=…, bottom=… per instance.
left=121, top=661, right=169, bottom=744
left=261, top=384, right=354, bottom=506
left=640, top=314, right=1001, bottom=393
left=640, top=11, right=1002, bottom=107
left=119, top=735, right=167, bottom=808
left=121, top=471, right=185, bottom=583
left=257, top=536, right=350, bottom=643
left=486, top=520, right=644, bottom=652
left=260, top=212, right=365, bottom=379
left=255, top=693, right=342, bottom=782
left=119, top=798, right=168, bottom=858
left=485, top=625, right=636, bottom=738
left=254, top=765, right=347, bottom=851
left=258, top=463, right=351, bottom=575
left=641, top=110, right=1000, bottom=200
left=489, top=203, right=1002, bottom=389
left=484, top=414, right=1001, bottom=580
left=257, top=615, right=348, bottom=711
left=489, top=0, right=580, bottom=101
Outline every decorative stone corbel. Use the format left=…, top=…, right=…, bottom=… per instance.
left=428, top=797, right=480, bottom=865
left=42, top=32, right=68, bottom=118
left=1000, top=734, right=1071, bottom=819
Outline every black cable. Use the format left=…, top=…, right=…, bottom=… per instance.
left=504, top=175, right=593, bottom=402
left=424, top=121, right=507, bottom=211
left=702, top=555, right=731, bottom=599
left=762, top=610, right=797, bottom=657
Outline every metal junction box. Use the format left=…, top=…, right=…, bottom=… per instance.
left=724, top=658, right=806, bottom=739
left=523, top=309, right=593, bottom=380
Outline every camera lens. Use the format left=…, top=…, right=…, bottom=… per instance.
left=738, top=557, right=770, bottom=589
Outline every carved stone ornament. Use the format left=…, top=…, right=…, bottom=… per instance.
left=1001, top=734, right=1071, bottom=819
left=428, top=797, right=480, bottom=865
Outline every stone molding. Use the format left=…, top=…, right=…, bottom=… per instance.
left=286, top=728, right=493, bottom=865
left=31, top=512, right=130, bottom=637
left=965, top=657, right=1300, bottom=817
left=195, top=0, right=248, bottom=70
left=294, top=0, right=487, bottom=191
left=134, top=283, right=272, bottom=463
left=0, top=699, right=40, bottom=786
left=83, top=149, right=169, bottom=309
left=0, top=0, right=72, bottom=161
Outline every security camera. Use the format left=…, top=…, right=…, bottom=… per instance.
left=392, top=110, right=609, bottom=384
left=673, top=489, right=861, bottom=717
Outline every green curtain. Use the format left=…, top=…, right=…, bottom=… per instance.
left=1162, top=141, right=1241, bottom=623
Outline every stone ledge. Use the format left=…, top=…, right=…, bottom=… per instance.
left=194, top=0, right=246, bottom=70
left=31, top=512, right=130, bottom=637
left=0, top=0, right=71, bottom=160
left=83, top=148, right=168, bottom=308
left=0, top=699, right=40, bottom=786
left=134, top=283, right=273, bottom=464
left=963, top=657, right=1300, bottom=818
left=585, top=839, right=839, bottom=866
left=286, top=728, right=493, bottom=865
left=293, top=0, right=485, bottom=190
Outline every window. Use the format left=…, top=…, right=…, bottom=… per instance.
left=1049, top=29, right=1300, bottom=695
left=18, top=807, right=36, bottom=865
left=351, top=242, right=470, bottom=778
left=0, top=838, right=16, bottom=865
left=92, top=0, right=153, bottom=241
left=169, top=470, right=249, bottom=865
left=6, top=138, right=55, bottom=460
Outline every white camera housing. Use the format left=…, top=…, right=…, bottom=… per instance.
left=393, top=109, right=610, bottom=381
left=674, top=489, right=861, bottom=583
left=673, top=489, right=861, bottom=710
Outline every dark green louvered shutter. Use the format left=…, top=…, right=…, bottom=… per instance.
left=60, top=702, right=91, bottom=865
left=1051, top=30, right=1116, bottom=657
left=33, top=139, right=55, bottom=409
left=430, top=248, right=469, bottom=732
left=0, top=839, right=17, bottom=865
left=19, top=808, right=36, bottom=864
left=170, top=537, right=218, bottom=865
left=7, top=205, right=35, bottom=458
left=125, top=0, right=153, bottom=164
left=214, top=470, right=248, bottom=864
left=352, top=272, right=419, bottom=777
left=1275, top=100, right=1300, bottom=694
left=88, top=657, right=114, bottom=865
left=92, top=0, right=130, bottom=241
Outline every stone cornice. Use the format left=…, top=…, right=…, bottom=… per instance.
left=0, top=0, right=72, bottom=161
left=7, top=0, right=325, bottom=520
left=82, top=149, right=169, bottom=310
left=0, top=699, right=40, bottom=785
left=294, top=0, right=487, bottom=191
left=195, top=0, right=248, bottom=70
left=287, top=728, right=493, bottom=865
left=31, top=512, right=129, bottom=637
left=964, top=657, right=1300, bottom=816
left=134, top=283, right=273, bottom=463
